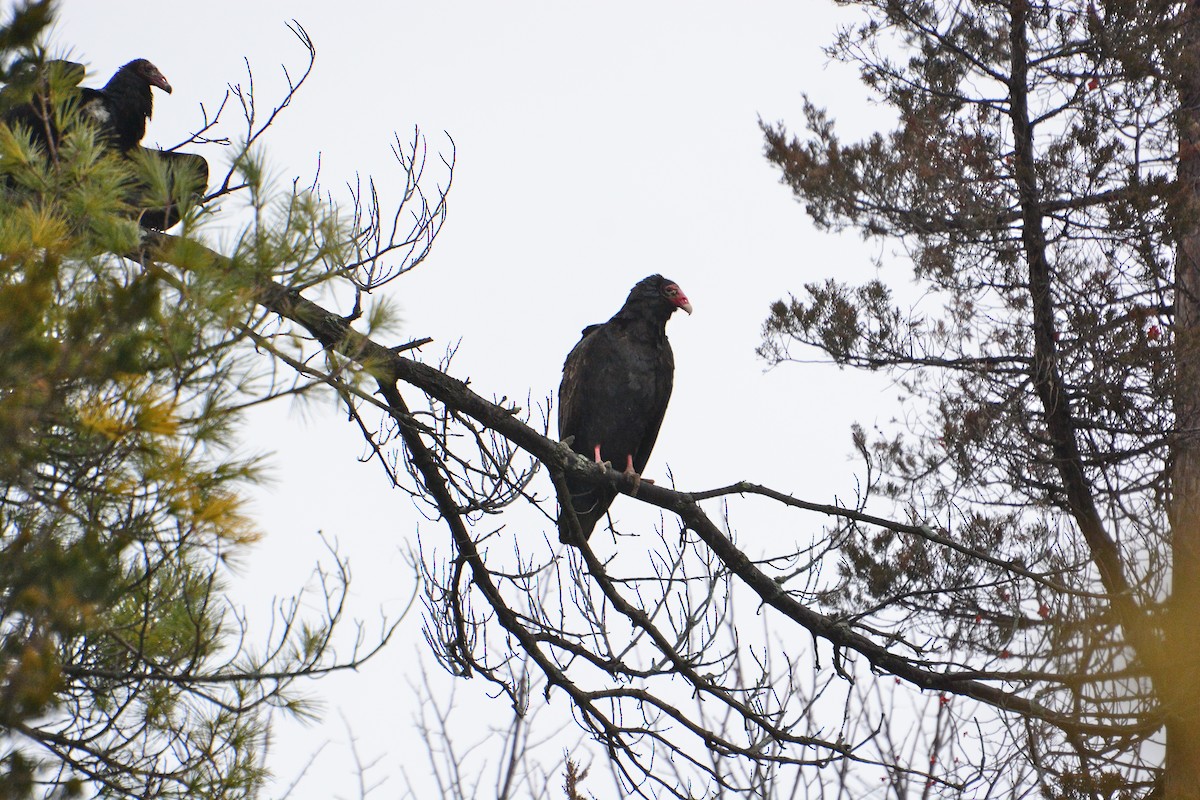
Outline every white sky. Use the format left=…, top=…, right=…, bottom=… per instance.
left=49, top=2, right=903, bottom=796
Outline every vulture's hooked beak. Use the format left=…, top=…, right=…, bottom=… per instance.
left=148, top=68, right=172, bottom=94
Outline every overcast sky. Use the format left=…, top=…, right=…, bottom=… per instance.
left=49, top=2, right=898, bottom=796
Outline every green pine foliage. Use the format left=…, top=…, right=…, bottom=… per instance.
left=0, top=5, right=376, bottom=798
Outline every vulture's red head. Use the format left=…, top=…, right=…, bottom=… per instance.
left=123, top=59, right=172, bottom=94
left=620, top=274, right=693, bottom=323
left=660, top=279, right=693, bottom=315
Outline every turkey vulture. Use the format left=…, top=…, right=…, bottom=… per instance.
left=78, top=59, right=207, bottom=230
left=557, top=274, right=693, bottom=544
left=1, top=58, right=206, bottom=231
left=79, top=58, right=171, bottom=152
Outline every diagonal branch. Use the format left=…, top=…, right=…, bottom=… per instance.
left=137, top=231, right=1158, bottom=744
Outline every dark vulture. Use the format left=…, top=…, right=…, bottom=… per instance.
left=1, top=58, right=207, bottom=231
left=557, top=274, right=693, bottom=544
left=79, top=58, right=172, bottom=152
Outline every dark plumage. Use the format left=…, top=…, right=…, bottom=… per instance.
left=79, top=58, right=171, bottom=152
left=1, top=58, right=206, bottom=231
left=557, top=274, right=693, bottom=544
left=124, top=146, right=208, bottom=231
left=0, top=59, right=86, bottom=155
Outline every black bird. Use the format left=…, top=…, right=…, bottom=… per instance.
left=79, top=58, right=171, bottom=152
left=1, top=58, right=207, bottom=231
left=557, top=274, right=692, bottom=544
left=79, top=59, right=207, bottom=230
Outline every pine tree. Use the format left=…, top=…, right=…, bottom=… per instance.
left=0, top=5, right=412, bottom=796
left=28, top=0, right=1200, bottom=796
left=758, top=0, right=1198, bottom=796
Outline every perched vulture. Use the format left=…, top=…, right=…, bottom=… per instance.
left=1, top=58, right=207, bottom=231
left=557, top=274, right=693, bottom=544
left=79, top=58, right=172, bottom=152
left=79, top=59, right=207, bottom=231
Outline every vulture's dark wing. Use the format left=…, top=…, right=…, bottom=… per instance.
left=631, top=336, right=675, bottom=476
left=77, top=86, right=111, bottom=131
left=127, top=147, right=209, bottom=231
left=1, top=60, right=86, bottom=156
left=557, top=324, right=602, bottom=450
left=558, top=325, right=616, bottom=543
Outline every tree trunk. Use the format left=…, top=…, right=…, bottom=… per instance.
left=1169, top=3, right=1200, bottom=797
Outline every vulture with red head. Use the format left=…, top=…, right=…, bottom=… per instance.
left=557, top=274, right=693, bottom=544
left=1, top=58, right=207, bottom=231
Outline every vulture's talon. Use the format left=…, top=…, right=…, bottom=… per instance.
left=622, top=457, right=645, bottom=496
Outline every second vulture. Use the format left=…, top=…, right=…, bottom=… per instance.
left=1, top=58, right=207, bottom=231
left=557, top=274, right=692, bottom=544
